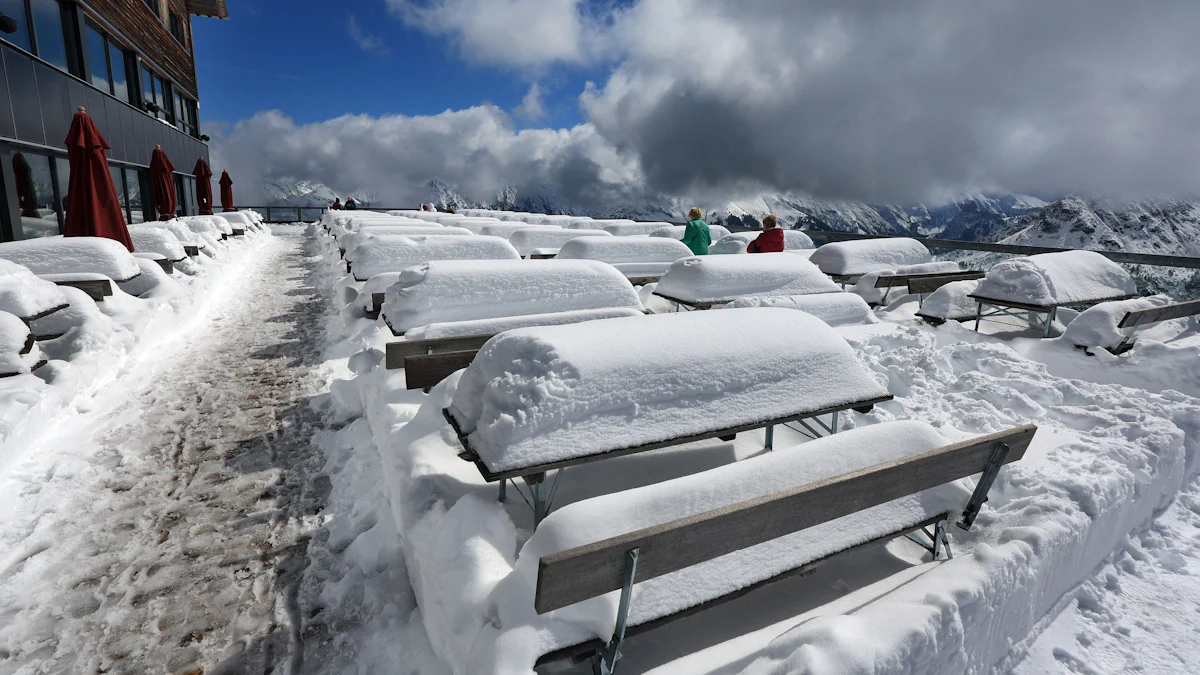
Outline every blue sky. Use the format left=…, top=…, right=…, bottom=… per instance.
left=191, top=0, right=602, bottom=130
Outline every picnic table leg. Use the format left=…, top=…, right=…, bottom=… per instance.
left=1042, top=307, right=1058, bottom=338
left=764, top=424, right=774, bottom=451
left=974, top=302, right=985, bottom=331
left=532, top=480, right=545, bottom=527
left=594, top=548, right=639, bottom=675
left=498, top=480, right=507, bottom=503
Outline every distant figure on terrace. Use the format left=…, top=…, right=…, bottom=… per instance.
left=747, top=215, right=785, bottom=253
left=331, top=198, right=342, bottom=210
left=422, top=203, right=433, bottom=211
left=345, top=197, right=358, bottom=210
left=682, top=207, right=711, bottom=255
left=443, top=203, right=456, bottom=214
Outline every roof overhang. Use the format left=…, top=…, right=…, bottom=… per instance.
left=186, top=0, right=229, bottom=19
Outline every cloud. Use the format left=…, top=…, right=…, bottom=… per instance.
left=515, top=82, right=546, bottom=120
left=346, top=14, right=390, bottom=57
left=386, top=0, right=592, bottom=69
left=205, top=108, right=651, bottom=210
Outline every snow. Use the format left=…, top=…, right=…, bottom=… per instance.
left=381, top=259, right=644, bottom=334
left=0, top=237, right=141, bottom=281
left=478, top=421, right=970, bottom=673
left=916, top=280, right=982, bottom=321
left=345, top=235, right=521, bottom=281
left=477, top=223, right=561, bottom=239
left=556, top=236, right=694, bottom=263
left=1062, top=295, right=1173, bottom=349
left=974, top=250, right=1138, bottom=307
left=129, top=227, right=187, bottom=262
left=507, top=229, right=612, bottom=257
left=724, top=293, right=878, bottom=326
left=809, top=238, right=933, bottom=275
left=133, top=221, right=206, bottom=249
left=850, top=261, right=962, bottom=305
left=602, top=222, right=676, bottom=236
left=654, top=253, right=841, bottom=304
left=448, top=308, right=889, bottom=472
left=402, top=307, right=646, bottom=340
left=0, top=311, right=38, bottom=375
left=181, top=215, right=232, bottom=235
left=339, top=226, right=472, bottom=255
left=445, top=218, right=505, bottom=234
left=0, top=260, right=69, bottom=320
left=651, top=224, right=733, bottom=242
left=568, top=219, right=635, bottom=230
left=710, top=230, right=815, bottom=254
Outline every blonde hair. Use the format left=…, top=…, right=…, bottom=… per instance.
left=763, top=215, right=779, bottom=229
left=688, top=207, right=703, bottom=220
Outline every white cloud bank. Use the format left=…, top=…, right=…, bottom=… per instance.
left=213, top=0, right=1200, bottom=205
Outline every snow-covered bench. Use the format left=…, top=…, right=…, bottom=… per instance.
left=653, top=253, right=841, bottom=309
left=809, top=238, right=933, bottom=284
left=1063, top=295, right=1200, bottom=354
left=723, top=293, right=878, bottom=326
left=915, top=279, right=983, bottom=325
left=380, top=259, right=644, bottom=335
left=601, top=221, right=674, bottom=236
left=0, top=311, right=45, bottom=377
left=556, top=237, right=694, bottom=284
left=344, top=235, right=520, bottom=281
left=521, top=422, right=1036, bottom=673
left=969, top=251, right=1138, bottom=337
left=567, top=219, right=635, bottom=230
left=709, top=229, right=815, bottom=254
left=478, top=223, right=562, bottom=240
left=852, top=264, right=977, bottom=307
left=129, top=228, right=187, bottom=264
left=338, top=225, right=471, bottom=258
left=441, top=217, right=503, bottom=234
left=508, top=228, right=612, bottom=258
left=0, top=238, right=140, bottom=301
left=134, top=222, right=205, bottom=257
left=0, top=261, right=70, bottom=329
left=650, top=224, right=733, bottom=242
left=443, top=309, right=892, bottom=525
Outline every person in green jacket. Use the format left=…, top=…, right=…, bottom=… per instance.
left=682, top=207, right=711, bottom=255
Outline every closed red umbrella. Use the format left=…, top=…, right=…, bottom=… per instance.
left=12, top=153, right=39, bottom=217
left=63, top=107, right=133, bottom=251
left=219, top=170, right=234, bottom=212
left=149, top=145, right=176, bottom=221
left=194, top=157, right=214, bottom=215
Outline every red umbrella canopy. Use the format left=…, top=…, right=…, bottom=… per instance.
left=149, top=145, right=177, bottom=221
left=193, top=157, right=214, bottom=216
left=219, top=170, right=234, bottom=213
left=63, top=107, right=133, bottom=251
left=12, top=153, right=39, bottom=217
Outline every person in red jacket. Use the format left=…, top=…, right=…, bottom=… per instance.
left=747, top=214, right=785, bottom=253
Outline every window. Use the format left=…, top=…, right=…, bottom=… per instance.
left=139, top=63, right=173, bottom=122
left=109, top=41, right=129, bottom=103
left=53, top=156, right=69, bottom=225
left=0, top=0, right=32, bottom=52
left=109, top=164, right=127, bottom=221
left=84, top=21, right=110, bottom=92
left=168, top=12, right=186, bottom=48
left=141, top=0, right=157, bottom=16
left=125, top=168, right=146, bottom=223
left=186, top=177, right=198, bottom=216
left=11, top=152, right=61, bottom=239
left=29, top=0, right=67, bottom=71
left=173, top=90, right=184, bottom=131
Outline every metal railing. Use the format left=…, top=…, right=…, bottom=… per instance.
left=802, top=229, right=1200, bottom=270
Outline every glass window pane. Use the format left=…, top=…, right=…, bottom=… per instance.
left=85, top=22, right=111, bottom=92
left=12, top=152, right=60, bottom=238
left=159, top=78, right=173, bottom=122
left=109, top=164, right=127, bottom=219
left=0, top=0, right=32, bottom=52
left=30, top=0, right=68, bottom=71
left=109, top=44, right=128, bottom=103
left=187, top=177, right=197, bottom=216
left=125, top=168, right=145, bottom=223
left=140, top=64, right=154, bottom=111
left=53, top=156, right=69, bottom=225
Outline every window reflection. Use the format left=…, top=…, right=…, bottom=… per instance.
left=85, top=21, right=110, bottom=92
left=29, top=0, right=68, bottom=71
left=0, top=0, right=32, bottom=52
left=11, top=152, right=61, bottom=238
left=125, top=168, right=145, bottom=224
left=109, top=42, right=129, bottom=103
left=53, top=156, right=69, bottom=226
left=109, top=164, right=128, bottom=221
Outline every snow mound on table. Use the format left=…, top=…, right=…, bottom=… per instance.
left=650, top=224, right=733, bottom=242
left=711, top=230, right=815, bottom=254
left=809, top=238, right=932, bottom=275
left=403, top=307, right=646, bottom=340
left=478, top=223, right=561, bottom=240
left=382, top=259, right=642, bottom=334
left=851, top=262, right=962, bottom=305
left=567, top=219, right=634, bottom=230
left=181, top=215, right=232, bottom=235
left=602, top=222, right=674, bottom=236
left=916, top=280, right=981, bottom=321
left=447, top=218, right=505, bottom=234
left=556, top=236, right=693, bottom=264
left=973, top=251, right=1137, bottom=306
left=129, top=228, right=186, bottom=262
left=477, top=421, right=968, bottom=673
left=725, top=293, right=878, bottom=326
left=217, top=212, right=252, bottom=229
left=133, top=221, right=204, bottom=248
left=339, top=227, right=472, bottom=254
left=508, top=229, right=611, bottom=257
left=655, top=253, right=841, bottom=304
left=448, top=308, right=890, bottom=473
left=119, top=258, right=183, bottom=300
left=0, top=237, right=140, bottom=281
left=1063, top=295, right=1173, bottom=349
left=0, top=261, right=68, bottom=320
left=0, top=311, right=38, bottom=375
left=346, top=235, right=520, bottom=281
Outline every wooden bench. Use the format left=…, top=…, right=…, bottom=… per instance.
left=444, top=393, right=894, bottom=527
left=529, top=252, right=557, bottom=260
left=52, top=278, right=113, bottom=301
left=1109, top=298, right=1200, bottom=353
left=151, top=258, right=173, bottom=274
left=969, top=293, right=1137, bottom=338
left=873, top=270, right=985, bottom=307
left=625, top=274, right=662, bottom=286
left=231, top=228, right=245, bottom=236
left=533, top=424, right=1036, bottom=672
left=386, top=333, right=494, bottom=370
left=650, top=291, right=725, bottom=311
left=183, top=244, right=200, bottom=257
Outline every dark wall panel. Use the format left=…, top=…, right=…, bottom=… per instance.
left=7, top=52, right=44, bottom=145
left=66, top=79, right=89, bottom=130
left=103, top=97, right=125, bottom=161
left=34, top=65, right=67, bottom=147
left=0, top=50, right=16, bottom=140
left=120, top=105, right=135, bottom=164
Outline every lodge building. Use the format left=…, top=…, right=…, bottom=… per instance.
left=0, top=0, right=227, bottom=242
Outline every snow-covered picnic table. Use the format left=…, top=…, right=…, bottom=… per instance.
left=344, top=234, right=520, bottom=281
left=653, top=253, right=841, bottom=309
left=650, top=224, right=733, bottom=242
left=809, top=238, right=933, bottom=281
left=709, top=229, right=815, bottom=254
left=507, top=228, right=612, bottom=257
left=0, top=237, right=141, bottom=283
left=556, top=236, right=694, bottom=283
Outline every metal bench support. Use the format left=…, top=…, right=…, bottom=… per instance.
left=974, top=302, right=1058, bottom=337
left=594, top=548, right=639, bottom=675
left=505, top=470, right=566, bottom=527
left=956, top=442, right=1011, bottom=530
left=904, top=519, right=954, bottom=560
left=1112, top=314, right=1146, bottom=354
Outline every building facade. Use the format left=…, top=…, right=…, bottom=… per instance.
left=0, top=0, right=227, bottom=242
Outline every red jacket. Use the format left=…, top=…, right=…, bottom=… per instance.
left=747, top=227, right=785, bottom=253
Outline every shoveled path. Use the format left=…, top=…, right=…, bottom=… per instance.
left=0, top=229, right=337, bottom=674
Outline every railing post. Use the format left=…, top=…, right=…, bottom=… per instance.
left=265, top=207, right=272, bottom=222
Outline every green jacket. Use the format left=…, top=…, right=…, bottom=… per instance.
left=681, top=218, right=711, bottom=255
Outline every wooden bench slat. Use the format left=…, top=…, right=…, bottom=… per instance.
left=405, top=350, right=477, bottom=389
left=904, top=271, right=986, bottom=295
left=386, top=333, right=497, bottom=368
left=52, top=279, right=113, bottom=301
left=1118, top=298, right=1200, bottom=328
left=534, top=425, right=1035, bottom=614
